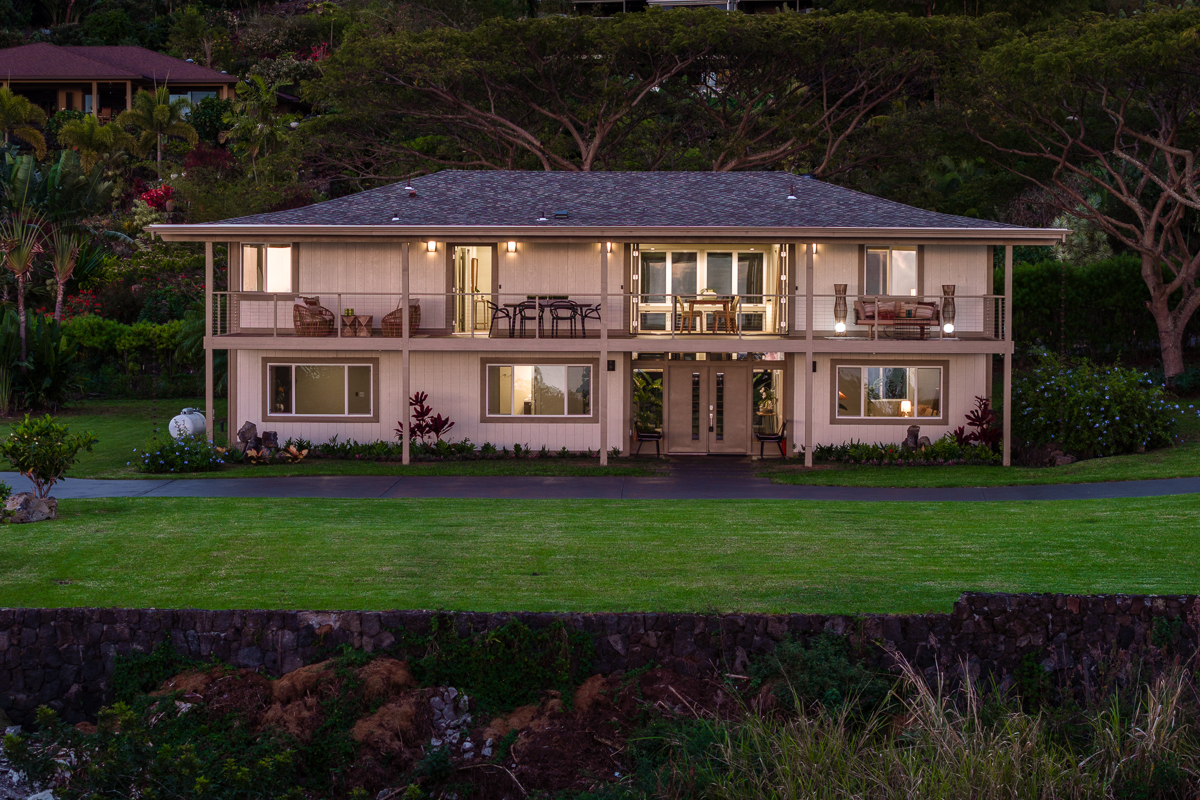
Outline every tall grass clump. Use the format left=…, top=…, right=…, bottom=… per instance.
left=651, top=657, right=1199, bottom=800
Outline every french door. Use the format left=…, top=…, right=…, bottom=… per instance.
left=665, top=364, right=752, bottom=454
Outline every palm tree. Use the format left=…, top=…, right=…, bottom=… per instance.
left=116, top=87, right=198, bottom=178
left=56, top=114, right=135, bottom=173
left=49, top=225, right=86, bottom=323
left=0, top=208, right=46, bottom=361
left=0, top=87, right=48, bottom=159
left=220, top=76, right=297, bottom=182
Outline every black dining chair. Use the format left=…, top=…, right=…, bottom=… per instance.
left=483, top=299, right=514, bottom=338
left=579, top=303, right=601, bottom=338
left=548, top=300, right=579, bottom=338
left=516, top=299, right=541, bottom=337
left=755, top=420, right=788, bottom=458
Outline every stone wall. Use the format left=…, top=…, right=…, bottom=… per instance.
left=2, top=593, right=1197, bottom=727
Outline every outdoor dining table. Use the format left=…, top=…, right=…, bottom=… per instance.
left=503, top=297, right=572, bottom=338
left=689, top=295, right=738, bottom=334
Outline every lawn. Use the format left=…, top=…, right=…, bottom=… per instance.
left=49, top=399, right=657, bottom=479
left=3, top=495, right=1199, bottom=613
left=762, top=404, right=1200, bottom=488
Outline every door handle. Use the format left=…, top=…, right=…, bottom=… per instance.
left=709, top=412, right=714, bottom=432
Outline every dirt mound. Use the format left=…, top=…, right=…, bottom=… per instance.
left=573, top=674, right=610, bottom=716
left=357, top=658, right=416, bottom=702
left=272, top=659, right=336, bottom=704
left=153, top=668, right=219, bottom=697
left=351, top=694, right=427, bottom=754
left=260, top=696, right=324, bottom=743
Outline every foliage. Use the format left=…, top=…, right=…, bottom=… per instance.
left=190, top=97, right=235, bottom=144
left=0, top=414, right=97, bottom=498
left=633, top=370, right=662, bottom=432
left=133, top=433, right=225, bottom=474
left=401, top=391, right=455, bottom=444
left=56, top=114, right=135, bottom=173
left=117, top=86, right=199, bottom=174
left=21, top=313, right=81, bottom=408
left=112, top=642, right=204, bottom=704
left=952, top=396, right=1000, bottom=451
left=0, top=86, right=47, bottom=158
left=409, top=619, right=593, bottom=715
left=4, top=149, right=117, bottom=222
left=1013, top=350, right=1178, bottom=459
left=219, top=75, right=298, bottom=182
left=813, top=435, right=1001, bottom=466
left=748, top=634, right=893, bottom=718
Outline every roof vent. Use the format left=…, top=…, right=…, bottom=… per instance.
left=391, top=212, right=400, bottom=222
left=405, top=185, right=416, bottom=198
left=553, top=210, right=569, bottom=219
left=536, top=211, right=549, bottom=222
left=786, top=183, right=797, bottom=201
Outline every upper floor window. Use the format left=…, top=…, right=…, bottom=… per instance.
left=640, top=250, right=765, bottom=303
left=242, top=244, right=292, bottom=293
left=864, top=247, right=917, bottom=296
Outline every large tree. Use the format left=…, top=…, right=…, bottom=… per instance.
left=965, top=8, right=1200, bottom=382
left=0, top=87, right=47, bottom=160
left=117, top=87, right=198, bottom=178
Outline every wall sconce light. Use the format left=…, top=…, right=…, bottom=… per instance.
left=426, top=240, right=436, bottom=252
left=632, top=245, right=639, bottom=257
left=910, top=288, right=917, bottom=297
left=833, top=283, right=848, bottom=336
left=901, top=400, right=912, bottom=417
left=942, top=284, right=956, bottom=335
left=507, top=241, right=517, bottom=253
left=606, top=242, right=613, bottom=253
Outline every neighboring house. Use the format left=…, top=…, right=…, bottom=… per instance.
left=149, top=171, right=1063, bottom=466
left=0, top=43, right=237, bottom=120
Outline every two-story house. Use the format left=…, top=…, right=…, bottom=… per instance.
left=150, top=171, right=1063, bottom=466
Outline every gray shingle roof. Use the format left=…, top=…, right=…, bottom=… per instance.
left=218, top=171, right=1019, bottom=229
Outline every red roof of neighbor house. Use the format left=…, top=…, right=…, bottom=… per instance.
left=0, top=42, right=237, bottom=83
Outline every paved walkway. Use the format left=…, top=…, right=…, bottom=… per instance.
left=3, top=459, right=1199, bottom=501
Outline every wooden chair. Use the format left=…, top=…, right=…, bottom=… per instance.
left=676, top=295, right=701, bottom=333
left=292, top=297, right=335, bottom=336
left=716, top=295, right=739, bottom=333
left=755, top=420, right=788, bottom=458
left=98, top=107, right=112, bottom=123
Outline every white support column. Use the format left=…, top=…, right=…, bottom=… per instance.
left=804, top=241, right=814, bottom=466
left=599, top=242, right=609, bottom=465
left=204, top=242, right=214, bottom=442
left=402, top=242, right=411, bottom=466
left=1003, top=244, right=1013, bottom=467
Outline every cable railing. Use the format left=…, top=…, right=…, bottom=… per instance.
left=208, top=291, right=1006, bottom=341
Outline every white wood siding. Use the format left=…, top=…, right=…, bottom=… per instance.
left=233, top=348, right=624, bottom=452
left=810, top=353, right=988, bottom=445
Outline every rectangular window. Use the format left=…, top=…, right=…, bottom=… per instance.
left=641, top=252, right=667, bottom=303
left=267, top=362, right=373, bottom=417
left=738, top=252, right=764, bottom=302
left=487, top=364, right=592, bottom=416
left=242, top=244, right=293, bottom=293
left=864, top=247, right=918, bottom=296
left=671, top=252, right=698, bottom=297
left=835, top=365, right=941, bottom=419
left=707, top=252, right=733, bottom=295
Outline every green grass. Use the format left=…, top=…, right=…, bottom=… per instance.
left=4, top=496, right=1199, bottom=613
left=763, top=404, right=1200, bottom=488
left=46, top=399, right=657, bottom=479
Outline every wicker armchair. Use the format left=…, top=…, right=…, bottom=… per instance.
left=382, top=302, right=421, bottom=337
left=293, top=297, right=335, bottom=336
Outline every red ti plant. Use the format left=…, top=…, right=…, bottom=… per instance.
left=952, top=396, right=1001, bottom=451
left=397, top=391, right=455, bottom=444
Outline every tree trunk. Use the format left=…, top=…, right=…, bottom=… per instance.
left=54, top=280, right=64, bottom=324
left=1143, top=253, right=1191, bottom=387
left=16, top=272, right=26, bottom=363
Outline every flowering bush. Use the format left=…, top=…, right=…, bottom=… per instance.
left=0, top=415, right=99, bottom=498
left=814, top=436, right=1001, bottom=466
left=1012, top=351, right=1177, bottom=458
left=133, top=435, right=224, bottom=474
left=139, top=185, right=175, bottom=210
left=61, top=289, right=103, bottom=321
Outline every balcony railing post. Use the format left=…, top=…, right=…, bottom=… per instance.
left=273, top=293, right=278, bottom=337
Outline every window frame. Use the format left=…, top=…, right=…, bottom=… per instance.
left=240, top=243, right=299, bottom=294
left=858, top=245, right=923, bottom=297
left=636, top=246, right=776, bottom=332
left=479, top=357, right=600, bottom=424
left=260, top=356, right=379, bottom=423
left=829, top=358, right=948, bottom=426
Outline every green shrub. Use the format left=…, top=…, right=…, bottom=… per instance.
left=133, top=434, right=225, bottom=474
left=112, top=642, right=204, bottom=704
left=410, top=619, right=593, bottom=715
left=748, top=634, right=892, bottom=717
left=813, top=435, right=1000, bottom=465
left=0, top=414, right=98, bottom=498
left=1012, top=350, right=1177, bottom=458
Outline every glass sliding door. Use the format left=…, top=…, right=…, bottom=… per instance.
left=635, top=248, right=778, bottom=335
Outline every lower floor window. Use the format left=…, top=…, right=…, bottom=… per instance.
left=269, top=363, right=372, bottom=416
left=837, top=365, right=941, bottom=419
left=487, top=364, right=591, bottom=416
